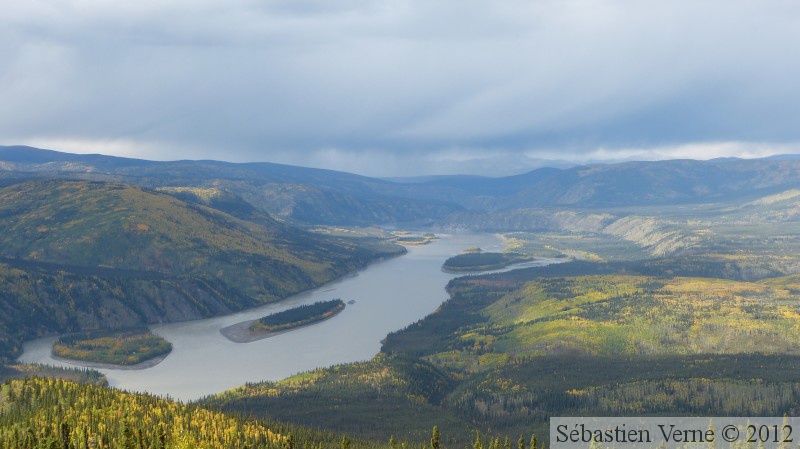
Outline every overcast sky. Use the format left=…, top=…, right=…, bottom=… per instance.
left=2, top=0, right=800, bottom=176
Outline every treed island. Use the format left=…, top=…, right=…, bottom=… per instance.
left=7, top=148, right=800, bottom=448
left=442, top=248, right=534, bottom=272
left=250, top=299, right=346, bottom=334
left=52, top=328, right=172, bottom=367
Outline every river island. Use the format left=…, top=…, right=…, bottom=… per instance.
left=52, top=328, right=172, bottom=369
left=221, top=299, right=346, bottom=343
left=442, top=250, right=535, bottom=272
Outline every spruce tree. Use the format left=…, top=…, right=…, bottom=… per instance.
left=59, top=421, right=70, bottom=449
left=473, top=432, right=484, bottom=449
left=431, top=426, right=440, bottom=449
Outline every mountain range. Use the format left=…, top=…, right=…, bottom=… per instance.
left=3, top=146, right=800, bottom=226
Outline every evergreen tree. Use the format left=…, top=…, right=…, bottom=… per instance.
left=431, top=427, right=440, bottom=449
left=59, top=422, right=70, bottom=449
left=389, top=435, right=397, bottom=449
left=473, top=432, right=483, bottom=449
left=119, top=421, right=136, bottom=449
left=517, top=435, right=525, bottom=449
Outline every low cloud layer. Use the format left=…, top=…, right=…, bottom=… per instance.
left=3, top=0, right=800, bottom=176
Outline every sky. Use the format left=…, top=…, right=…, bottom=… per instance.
left=2, top=0, right=800, bottom=177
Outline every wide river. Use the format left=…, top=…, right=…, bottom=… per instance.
left=19, top=233, right=555, bottom=401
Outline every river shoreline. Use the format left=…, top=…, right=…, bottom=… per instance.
left=50, top=352, right=171, bottom=371
left=17, top=233, right=545, bottom=401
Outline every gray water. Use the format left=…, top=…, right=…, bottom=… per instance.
left=19, top=233, right=558, bottom=401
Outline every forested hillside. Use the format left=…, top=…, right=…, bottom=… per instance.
left=0, top=376, right=518, bottom=449
left=0, top=377, right=284, bottom=449
left=0, top=179, right=404, bottom=362
left=205, top=192, right=800, bottom=444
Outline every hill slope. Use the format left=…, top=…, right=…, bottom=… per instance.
left=0, top=179, right=403, bottom=361
left=0, top=376, right=285, bottom=449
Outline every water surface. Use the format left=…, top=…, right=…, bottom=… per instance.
left=19, top=233, right=557, bottom=401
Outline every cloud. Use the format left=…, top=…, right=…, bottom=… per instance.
left=2, top=0, right=800, bottom=175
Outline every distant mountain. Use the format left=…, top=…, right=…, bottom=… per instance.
left=0, top=146, right=461, bottom=226
left=0, top=178, right=403, bottom=360
left=764, top=154, right=800, bottom=161
left=403, top=159, right=800, bottom=210
left=3, top=146, right=800, bottom=226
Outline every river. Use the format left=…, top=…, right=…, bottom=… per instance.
left=18, top=233, right=557, bottom=401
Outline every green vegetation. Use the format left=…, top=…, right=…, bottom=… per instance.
left=0, top=364, right=107, bottom=387
left=7, top=152, right=800, bottom=447
left=501, top=232, right=647, bottom=261
left=442, top=252, right=534, bottom=273
left=53, top=328, right=172, bottom=366
left=0, top=179, right=404, bottom=362
left=395, top=236, right=434, bottom=245
left=204, top=354, right=469, bottom=443
left=388, top=274, right=800, bottom=364
left=380, top=267, right=800, bottom=438
left=211, top=249, right=800, bottom=444
left=394, top=233, right=438, bottom=246
left=90, top=184, right=800, bottom=444
left=212, top=270, right=800, bottom=443
left=1, top=376, right=531, bottom=449
left=250, top=300, right=346, bottom=334
left=0, top=377, right=284, bottom=449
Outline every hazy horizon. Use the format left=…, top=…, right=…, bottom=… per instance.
left=4, top=0, right=800, bottom=176
left=4, top=143, right=799, bottom=179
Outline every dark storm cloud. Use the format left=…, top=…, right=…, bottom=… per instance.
left=2, top=0, right=800, bottom=175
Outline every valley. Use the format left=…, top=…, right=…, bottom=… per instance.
left=3, top=147, right=800, bottom=448
left=3, top=2, right=797, bottom=446
left=18, top=233, right=558, bottom=400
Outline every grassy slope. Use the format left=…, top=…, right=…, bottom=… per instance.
left=382, top=270, right=800, bottom=366
left=384, top=271, right=800, bottom=436
left=0, top=180, right=356, bottom=283
left=0, top=179, right=404, bottom=361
